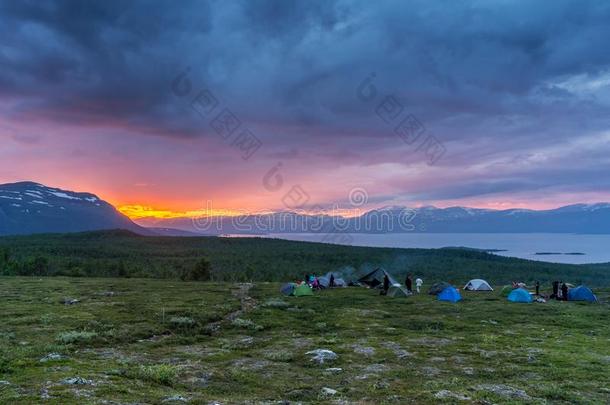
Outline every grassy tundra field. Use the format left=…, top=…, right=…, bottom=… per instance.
left=0, top=277, right=608, bottom=404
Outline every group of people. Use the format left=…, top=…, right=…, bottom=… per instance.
left=512, top=280, right=571, bottom=301
left=382, top=274, right=423, bottom=294
left=551, top=280, right=571, bottom=301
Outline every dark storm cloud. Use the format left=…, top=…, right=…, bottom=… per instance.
left=2, top=0, right=610, bottom=205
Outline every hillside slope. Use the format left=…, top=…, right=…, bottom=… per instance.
left=0, top=182, right=149, bottom=236
left=0, top=230, right=608, bottom=285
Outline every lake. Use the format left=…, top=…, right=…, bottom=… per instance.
left=250, top=233, right=610, bottom=264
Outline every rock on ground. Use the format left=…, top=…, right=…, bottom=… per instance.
left=475, top=384, right=531, bottom=400
left=306, top=349, right=337, bottom=364
left=61, top=377, right=94, bottom=385
left=434, top=390, right=471, bottom=401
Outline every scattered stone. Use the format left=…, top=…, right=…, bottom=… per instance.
left=420, top=366, right=441, bottom=376
left=430, top=356, right=446, bottom=362
left=0, top=380, right=10, bottom=386
left=40, top=353, right=66, bottom=362
left=324, top=367, right=343, bottom=374
left=480, top=319, right=498, bottom=325
left=163, top=395, right=189, bottom=402
left=475, top=384, right=531, bottom=400
left=462, top=367, right=475, bottom=375
left=364, top=364, right=388, bottom=374
left=98, top=291, right=116, bottom=297
left=352, top=345, right=375, bottom=356
left=381, top=341, right=414, bottom=359
left=434, top=390, right=471, bottom=401
left=221, top=335, right=254, bottom=350
left=306, top=349, right=338, bottom=364
left=61, top=377, right=94, bottom=385
left=60, top=297, right=80, bottom=305
left=476, top=349, right=498, bottom=358
left=187, top=372, right=212, bottom=388
left=320, top=387, right=338, bottom=397
left=232, top=358, right=270, bottom=371
left=40, top=385, right=51, bottom=400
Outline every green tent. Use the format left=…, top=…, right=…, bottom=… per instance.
left=387, top=286, right=411, bottom=298
left=293, top=284, right=314, bottom=297
left=500, top=285, right=513, bottom=297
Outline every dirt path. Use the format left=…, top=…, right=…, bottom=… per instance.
left=207, top=283, right=257, bottom=333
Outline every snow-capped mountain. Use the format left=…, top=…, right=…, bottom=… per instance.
left=134, top=204, right=610, bottom=234
left=0, top=181, right=148, bottom=236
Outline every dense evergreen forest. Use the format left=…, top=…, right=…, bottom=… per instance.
left=0, top=229, right=608, bottom=285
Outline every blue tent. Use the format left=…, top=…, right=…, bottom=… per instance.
left=280, top=283, right=296, bottom=296
left=507, top=288, right=533, bottom=303
left=438, top=286, right=461, bottom=303
left=568, top=286, right=597, bottom=303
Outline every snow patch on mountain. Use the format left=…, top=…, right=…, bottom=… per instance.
left=48, top=191, right=81, bottom=200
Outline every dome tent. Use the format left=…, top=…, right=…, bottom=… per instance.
left=500, top=285, right=514, bottom=297
left=463, top=279, right=493, bottom=291
left=280, top=283, right=296, bottom=296
left=568, top=286, right=597, bottom=303
left=428, top=282, right=451, bottom=295
left=507, top=288, right=533, bottom=303
left=438, top=286, right=462, bottom=303
left=293, top=283, right=314, bottom=297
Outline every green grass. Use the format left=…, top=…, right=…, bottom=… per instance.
left=0, top=277, right=608, bottom=403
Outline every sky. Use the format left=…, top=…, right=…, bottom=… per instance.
left=2, top=0, right=610, bottom=218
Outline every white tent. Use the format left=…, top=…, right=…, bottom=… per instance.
left=463, top=279, right=493, bottom=291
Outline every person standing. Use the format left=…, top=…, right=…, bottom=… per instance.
left=329, top=273, right=335, bottom=288
left=535, top=281, right=540, bottom=296
left=405, top=274, right=413, bottom=293
left=561, top=282, right=569, bottom=301
left=415, top=277, right=423, bottom=293
left=383, top=275, right=390, bottom=294
left=552, top=280, right=559, bottom=299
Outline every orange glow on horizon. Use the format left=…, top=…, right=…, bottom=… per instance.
left=117, top=205, right=244, bottom=219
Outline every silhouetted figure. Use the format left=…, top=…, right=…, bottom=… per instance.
left=405, top=275, right=413, bottom=293
left=552, top=280, right=559, bottom=299
left=535, top=281, right=540, bottom=296
left=329, top=274, right=335, bottom=288
left=561, top=283, right=569, bottom=301
left=383, top=275, right=390, bottom=294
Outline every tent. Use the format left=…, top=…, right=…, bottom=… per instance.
left=293, top=283, right=314, bottom=297
left=428, top=282, right=451, bottom=295
left=507, top=288, right=533, bottom=303
left=464, top=279, right=493, bottom=291
left=568, top=286, right=597, bottom=303
left=500, top=285, right=514, bottom=297
left=438, top=286, right=461, bottom=303
left=387, top=286, right=412, bottom=298
left=357, top=268, right=400, bottom=288
left=280, top=283, right=296, bottom=296
left=318, top=272, right=347, bottom=288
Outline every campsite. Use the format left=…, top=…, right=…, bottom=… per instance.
left=0, top=274, right=608, bottom=404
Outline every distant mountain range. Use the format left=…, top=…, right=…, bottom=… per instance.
left=137, top=204, right=610, bottom=234
left=2, top=181, right=610, bottom=236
